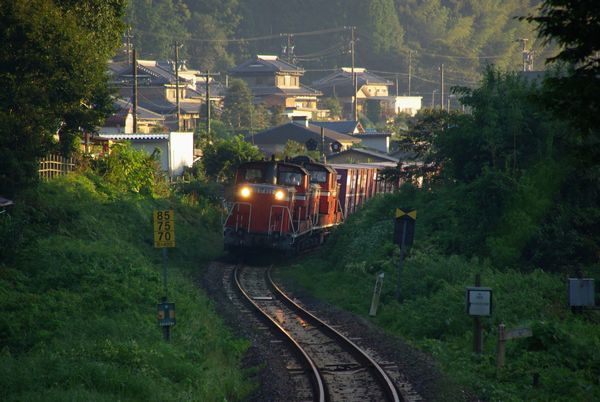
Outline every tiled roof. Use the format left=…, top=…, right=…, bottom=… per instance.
left=114, top=98, right=165, bottom=120
left=97, top=133, right=170, bottom=140
left=136, top=97, right=200, bottom=115
left=230, top=55, right=304, bottom=75
left=251, top=84, right=322, bottom=97
left=329, top=147, right=399, bottom=163
left=312, top=68, right=392, bottom=96
left=247, top=122, right=361, bottom=146
left=108, top=60, right=194, bottom=86
left=310, top=120, right=361, bottom=134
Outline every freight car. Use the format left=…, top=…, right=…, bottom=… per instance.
left=223, top=157, right=395, bottom=252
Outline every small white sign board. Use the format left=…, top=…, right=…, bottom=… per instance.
left=466, top=287, right=492, bottom=316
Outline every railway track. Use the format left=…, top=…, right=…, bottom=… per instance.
left=232, top=265, right=403, bottom=402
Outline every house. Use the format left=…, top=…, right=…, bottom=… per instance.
left=108, top=59, right=223, bottom=131
left=310, top=120, right=365, bottom=135
left=94, top=132, right=194, bottom=177
left=350, top=131, right=392, bottom=153
left=100, top=98, right=166, bottom=134
left=368, top=96, right=423, bottom=118
left=327, top=147, right=399, bottom=164
left=229, top=55, right=323, bottom=118
left=246, top=120, right=361, bottom=156
left=312, top=68, right=393, bottom=119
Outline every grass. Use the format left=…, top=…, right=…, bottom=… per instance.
left=281, top=191, right=600, bottom=401
left=0, top=173, right=255, bottom=401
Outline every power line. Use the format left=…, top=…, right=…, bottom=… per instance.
left=134, top=27, right=348, bottom=44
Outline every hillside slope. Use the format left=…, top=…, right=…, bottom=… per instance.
left=283, top=190, right=600, bottom=401
left=0, top=173, right=254, bottom=401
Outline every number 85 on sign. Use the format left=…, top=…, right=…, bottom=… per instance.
left=154, top=210, right=175, bottom=248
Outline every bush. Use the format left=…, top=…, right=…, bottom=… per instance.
left=0, top=173, right=254, bottom=400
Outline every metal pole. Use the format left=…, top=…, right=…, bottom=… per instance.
left=440, top=63, right=444, bottom=110
left=497, top=323, right=506, bottom=369
left=408, top=50, right=412, bottom=96
left=163, top=248, right=168, bottom=299
left=395, top=220, right=408, bottom=301
left=351, top=26, right=357, bottom=121
left=206, top=70, right=211, bottom=136
left=320, top=126, right=325, bottom=162
left=474, top=273, right=483, bottom=354
left=174, top=43, right=181, bottom=131
left=132, top=48, right=138, bottom=133
left=369, top=272, right=385, bottom=316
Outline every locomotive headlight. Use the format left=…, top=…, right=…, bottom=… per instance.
left=240, top=186, right=251, bottom=198
left=274, top=190, right=285, bottom=201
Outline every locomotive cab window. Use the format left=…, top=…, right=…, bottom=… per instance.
left=244, top=168, right=264, bottom=183
left=278, top=171, right=303, bottom=187
left=309, top=170, right=327, bottom=184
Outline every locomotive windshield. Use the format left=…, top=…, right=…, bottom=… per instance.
left=278, top=171, right=303, bottom=186
left=308, top=170, right=327, bottom=183
left=244, top=168, right=264, bottom=183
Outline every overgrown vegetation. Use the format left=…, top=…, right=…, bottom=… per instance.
left=283, top=5, right=600, bottom=397
left=283, top=189, right=600, bottom=401
left=0, top=158, right=255, bottom=400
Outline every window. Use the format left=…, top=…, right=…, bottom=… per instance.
left=278, top=171, right=303, bottom=186
left=309, top=171, right=327, bottom=183
left=244, top=168, right=264, bottom=183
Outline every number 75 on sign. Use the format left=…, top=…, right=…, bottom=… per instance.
left=154, top=210, right=175, bottom=248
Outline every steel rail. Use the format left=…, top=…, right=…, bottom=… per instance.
left=233, top=266, right=327, bottom=402
left=267, top=268, right=402, bottom=402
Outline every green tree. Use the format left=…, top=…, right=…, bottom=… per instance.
left=200, top=135, right=262, bottom=183
left=269, top=105, right=288, bottom=126
left=321, top=97, right=343, bottom=120
left=220, top=79, right=255, bottom=132
left=0, top=0, right=126, bottom=195
left=127, top=0, right=189, bottom=60
left=521, top=0, right=600, bottom=270
left=524, top=0, right=600, bottom=133
left=92, top=143, right=164, bottom=195
left=360, top=0, right=404, bottom=57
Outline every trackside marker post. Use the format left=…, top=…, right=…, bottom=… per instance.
left=394, top=208, right=416, bottom=302
left=153, top=210, right=176, bottom=341
left=369, top=272, right=385, bottom=316
left=497, top=323, right=532, bottom=369
left=466, top=274, right=492, bottom=354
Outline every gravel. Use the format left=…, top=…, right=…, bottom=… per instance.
left=198, top=261, right=479, bottom=402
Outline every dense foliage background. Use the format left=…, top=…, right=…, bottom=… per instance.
left=0, top=151, right=255, bottom=401
left=126, top=0, right=554, bottom=93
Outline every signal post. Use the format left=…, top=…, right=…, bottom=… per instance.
left=153, top=210, right=176, bottom=340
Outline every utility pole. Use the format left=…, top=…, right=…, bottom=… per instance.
left=132, top=47, right=138, bottom=133
left=518, top=38, right=529, bottom=72
left=395, top=73, right=399, bottom=97
left=440, top=63, right=444, bottom=110
left=174, top=42, right=181, bottom=131
left=205, top=70, right=220, bottom=138
left=280, top=33, right=294, bottom=63
left=125, top=27, right=133, bottom=65
left=287, top=33, right=293, bottom=63
left=408, top=50, right=412, bottom=96
left=351, top=26, right=357, bottom=121
left=206, top=70, right=211, bottom=137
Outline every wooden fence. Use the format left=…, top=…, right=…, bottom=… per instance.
left=38, top=154, right=76, bottom=181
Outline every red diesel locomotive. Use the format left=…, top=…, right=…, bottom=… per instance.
left=223, top=157, right=393, bottom=252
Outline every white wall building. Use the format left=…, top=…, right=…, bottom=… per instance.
left=96, top=132, right=194, bottom=177
left=371, top=96, right=423, bottom=117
